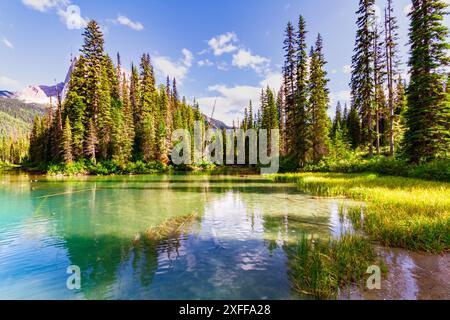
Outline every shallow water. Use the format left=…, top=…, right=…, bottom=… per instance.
left=0, top=173, right=448, bottom=300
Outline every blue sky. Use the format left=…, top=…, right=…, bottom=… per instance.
left=0, top=0, right=448, bottom=125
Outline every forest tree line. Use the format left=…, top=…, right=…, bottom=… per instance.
left=240, top=0, right=449, bottom=169
left=3, top=0, right=449, bottom=170
left=29, top=20, right=205, bottom=167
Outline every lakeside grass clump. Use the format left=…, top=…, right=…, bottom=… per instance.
left=273, top=173, right=450, bottom=253
left=286, top=234, right=377, bottom=299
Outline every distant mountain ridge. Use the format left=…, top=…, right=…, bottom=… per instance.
left=0, top=97, right=45, bottom=138
left=2, top=59, right=76, bottom=105
left=1, top=58, right=229, bottom=130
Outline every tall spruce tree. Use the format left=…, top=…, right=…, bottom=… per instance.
left=347, top=105, right=362, bottom=149
left=283, top=22, right=297, bottom=157
left=351, top=0, right=376, bottom=156
left=373, top=22, right=386, bottom=155
left=404, top=0, right=450, bottom=162
left=295, top=15, right=311, bottom=167
left=61, top=117, right=74, bottom=164
left=332, top=101, right=343, bottom=139
left=309, top=34, right=331, bottom=162
left=384, top=0, right=400, bottom=156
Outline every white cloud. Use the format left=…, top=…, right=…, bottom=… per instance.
left=2, top=37, right=13, bottom=49
left=208, top=32, right=238, bottom=56
left=22, top=0, right=68, bottom=12
left=0, top=75, right=20, bottom=90
left=259, top=72, right=283, bottom=90
left=198, top=84, right=262, bottom=126
left=182, top=48, right=194, bottom=67
left=198, top=59, right=214, bottom=67
left=232, top=49, right=270, bottom=74
left=115, top=15, right=144, bottom=31
left=342, top=65, right=352, bottom=74
left=217, top=62, right=229, bottom=71
left=153, top=49, right=194, bottom=83
left=57, top=5, right=87, bottom=30
left=23, top=1, right=87, bottom=30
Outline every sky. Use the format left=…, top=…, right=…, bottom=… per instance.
left=0, top=0, right=448, bottom=125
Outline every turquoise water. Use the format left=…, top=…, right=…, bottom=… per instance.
left=0, top=174, right=350, bottom=300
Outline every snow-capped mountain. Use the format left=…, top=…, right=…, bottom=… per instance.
left=2, top=59, right=76, bottom=105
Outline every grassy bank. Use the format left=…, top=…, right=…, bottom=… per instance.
left=302, top=156, right=450, bottom=182
left=41, top=160, right=221, bottom=176
left=273, top=173, right=450, bottom=253
left=0, top=162, right=20, bottom=171
left=286, top=234, right=379, bottom=299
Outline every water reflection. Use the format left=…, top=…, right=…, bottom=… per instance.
left=1, top=174, right=447, bottom=299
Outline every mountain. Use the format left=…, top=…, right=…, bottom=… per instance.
left=4, top=58, right=76, bottom=105
left=203, top=115, right=230, bottom=130
left=0, top=98, right=45, bottom=138
left=1, top=58, right=230, bottom=132
left=0, top=91, right=14, bottom=98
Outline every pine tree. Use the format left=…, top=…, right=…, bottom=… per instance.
left=122, top=72, right=135, bottom=161
left=81, top=20, right=105, bottom=122
left=30, top=115, right=43, bottom=164
left=332, top=101, right=343, bottom=138
left=248, top=100, right=254, bottom=129
left=283, top=22, right=297, bottom=157
left=97, top=62, right=113, bottom=160
left=309, top=34, right=331, bottom=162
left=50, top=96, right=63, bottom=160
left=172, top=78, right=179, bottom=111
left=130, top=63, right=141, bottom=125
left=63, top=56, right=87, bottom=160
left=373, top=22, right=386, bottom=155
left=404, top=0, right=450, bottom=162
left=277, top=86, right=287, bottom=155
left=347, top=105, right=362, bottom=149
left=61, top=117, right=74, bottom=164
left=384, top=0, right=400, bottom=156
left=139, top=54, right=157, bottom=161
left=85, top=119, right=98, bottom=163
left=393, top=75, right=407, bottom=148
left=351, top=0, right=376, bottom=156
left=295, top=15, right=311, bottom=166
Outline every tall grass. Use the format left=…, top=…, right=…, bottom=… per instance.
left=286, top=234, right=377, bottom=299
left=273, top=173, right=450, bottom=253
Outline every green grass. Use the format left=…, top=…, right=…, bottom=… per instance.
left=273, top=173, right=450, bottom=253
left=46, top=160, right=172, bottom=176
left=0, top=162, right=19, bottom=170
left=304, top=156, right=450, bottom=182
left=286, top=234, right=378, bottom=299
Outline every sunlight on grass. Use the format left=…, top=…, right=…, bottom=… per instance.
left=273, top=173, right=450, bottom=253
left=286, top=234, right=379, bottom=299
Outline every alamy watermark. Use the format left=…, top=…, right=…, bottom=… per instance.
left=366, top=265, right=381, bottom=290
left=171, top=121, right=280, bottom=174
left=66, top=265, right=81, bottom=290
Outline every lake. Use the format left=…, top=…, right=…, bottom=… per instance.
left=0, top=173, right=354, bottom=300
left=1, top=173, right=448, bottom=300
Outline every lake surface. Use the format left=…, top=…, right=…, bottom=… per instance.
left=2, top=173, right=447, bottom=300
left=0, top=173, right=354, bottom=300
